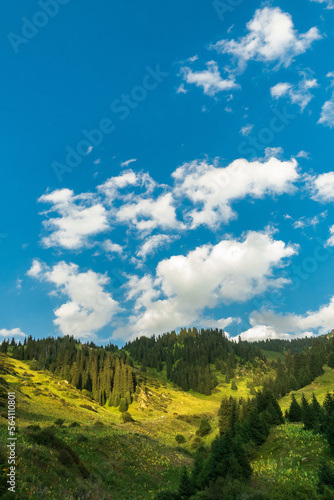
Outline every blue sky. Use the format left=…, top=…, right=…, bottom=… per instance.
left=2, top=0, right=334, bottom=345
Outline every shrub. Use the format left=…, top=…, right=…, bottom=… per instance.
left=58, top=449, right=73, bottom=467
left=191, top=436, right=203, bottom=449
left=231, top=381, right=238, bottom=391
left=175, top=434, right=186, bottom=444
left=27, top=424, right=41, bottom=431
left=119, top=398, right=129, bottom=413
left=77, top=434, right=88, bottom=443
left=196, top=418, right=212, bottom=437
left=69, top=421, right=80, bottom=428
left=121, top=412, right=135, bottom=423
left=54, top=418, right=64, bottom=427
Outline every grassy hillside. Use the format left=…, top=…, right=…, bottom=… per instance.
left=2, top=348, right=334, bottom=499
left=252, top=424, right=332, bottom=498
left=280, top=365, right=334, bottom=412
left=0, top=351, right=271, bottom=499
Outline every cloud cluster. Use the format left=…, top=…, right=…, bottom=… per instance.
left=318, top=96, right=334, bottom=128
left=271, top=76, right=318, bottom=111
left=179, top=61, right=239, bottom=96
left=211, top=7, right=321, bottom=70
left=39, top=156, right=300, bottom=250
left=0, top=328, right=26, bottom=340
left=27, top=260, right=119, bottom=339
left=39, top=189, right=109, bottom=250
left=247, top=296, right=334, bottom=339
left=309, top=172, right=334, bottom=202
left=114, top=230, right=297, bottom=339
left=172, top=157, right=299, bottom=228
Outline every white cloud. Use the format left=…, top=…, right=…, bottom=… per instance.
left=114, top=230, right=297, bottom=339
left=172, top=157, right=299, bottom=229
left=120, top=159, right=137, bottom=168
left=0, top=328, right=27, bottom=340
left=136, top=234, right=175, bottom=260
left=102, top=240, right=123, bottom=254
left=116, top=192, right=182, bottom=233
left=176, top=84, right=188, bottom=94
left=239, top=324, right=313, bottom=342
left=98, top=169, right=156, bottom=202
left=179, top=61, right=239, bottom=96
left=271, top=76, right=318, bottom=111
left=39, top=189, right=109, bottom=250
left=310, top=0, right=334, bottom=9
left=318, top=95, right=334, bottom=128
left=326, top=226, right=334, bottom=246
left=296, top=150, right=310, bottom=159
left=27, top=260, right=119, bottom=339
left=309, top=172, right=334, bottom=202
left=240, top=124, right=254, bottom=136
left=211, top=7, right=321, bottom=70
left=292, top=211, right=327, bottom=229
left=249, top=296, right=334, bottom=338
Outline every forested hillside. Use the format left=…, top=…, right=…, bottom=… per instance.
left=2, top=331, right=334, bottom=499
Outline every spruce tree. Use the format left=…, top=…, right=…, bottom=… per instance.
left=288, top=394, right=302, bottom=422
left=178, top=467, right=194, bottom=499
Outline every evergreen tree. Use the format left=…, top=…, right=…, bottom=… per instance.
left=288, top=394, right=302, bottom=422
left=178, top=467, right=194, bottom=499
left=301, top=393, right=315, bottom=431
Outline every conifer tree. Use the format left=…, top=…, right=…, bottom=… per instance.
left=288, top=394, right=302, bottom=422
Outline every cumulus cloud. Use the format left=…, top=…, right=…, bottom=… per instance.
left=326, top=226, right=334, bottom=246
left=318, top=95, right=334, bottom=128
left=309, top=172, right=334, bottom=202
left=248, top=296, right=334, bottom=338
left=172, top=157, right=299, bottom=229
left=27, top=260, right=119, bottom=339
left=114, top=230, right=297, bottom=339
left=116, top=192, right=182, bottom=233
left=136, top=234, right=175, bottom=260
left=211, top=7, right=321, bottom=70
left=239, top=324, right=313, bottom=342
left=39, top=189, right=109, bottom=250
left=0, top=328, right=27, bottom=340
left=271, top=76, right=318, bottom=111
left=97, top=169, right=145, bottom=201
left=179, top=61, right=239, bottom=96
left=102, top=240, right=123, bottom=254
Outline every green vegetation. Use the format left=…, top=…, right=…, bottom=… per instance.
left=1, top=331, right=334, bottom=498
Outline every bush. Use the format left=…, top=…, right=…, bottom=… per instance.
left=58, top=449, right=74, bottom=467
left=119, top=398, right=129, bottom=413
left=94, top=420, right=104, bottom=426
left=191, top=436, right=203, bottom=449
left=196, top=418, right=212, bottom=437
left=54, top=418, right=64, bottom=427
left=155, top=492, right=180, bottom=500
left=175, top=434, right=186, bottom=444
left=121, top=412, right=135, bottom=423
left=69, top=421, right=80, bottom=428
left=77, top=434, right=88, bottom=443
left=231, top=381, right=238, bottom=391
left=27, top=424, right=41, bottom=431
